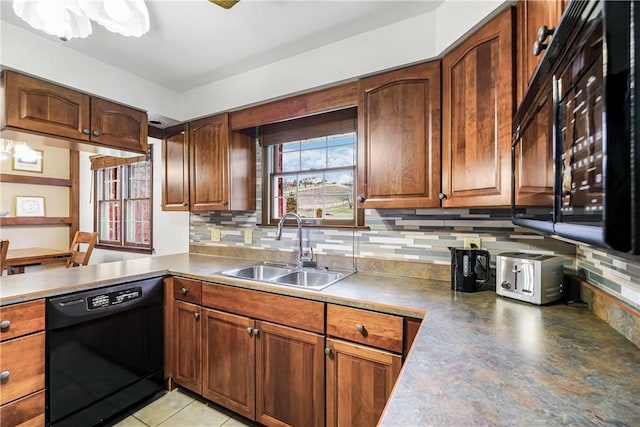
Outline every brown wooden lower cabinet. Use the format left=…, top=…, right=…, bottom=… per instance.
left=255, top=321, right=325, bottom=427
left=325, top=338, right=402, bottom=427
left=172, top=300, right=202, bottom=394
left=0, top=390, right=45, bottom=427
left=202, top=308, right=255, bottom=419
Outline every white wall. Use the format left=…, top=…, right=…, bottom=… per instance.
left=79, top=139, right=190, bottom=264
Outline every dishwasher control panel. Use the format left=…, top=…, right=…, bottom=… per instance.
left=87, top=286, right=143, bottom=310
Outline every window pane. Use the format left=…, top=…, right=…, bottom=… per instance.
left=328, top=133, right=355, bottom=147
left=328, top=145, right=355, bottom=168
left=300, top=137, right=326, bottom=150
left=280, top=150, right=299, bottom=172
left=99, top=201, right=120, bottom=242
left=125, top=199, right=151, bottom=245
left=297, top=172, right=323, bottom=197
left=297, top=197, right=322, bottom=219
left=99, top=167, right=120, bottom=200
left=128, top=163, right=151, bottom=198
left=300, top=148, right=327, bottom=170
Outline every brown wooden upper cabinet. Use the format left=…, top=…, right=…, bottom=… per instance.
left=441, top=8, right=514, bottom=207
left=188, top=113, right=255, bottom=211
left=516, top=0, right=566, bottom=105
left=162, top=124, right=190, bottom=211
left=2, top=70, right=148, bottom=153
left=357, top=61, right=441, bottom=209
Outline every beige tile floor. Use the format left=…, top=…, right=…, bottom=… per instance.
left=114, top=389, right=255, bottom=427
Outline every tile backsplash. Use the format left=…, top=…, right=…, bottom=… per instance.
left=190, top=208, right=576, bottom=267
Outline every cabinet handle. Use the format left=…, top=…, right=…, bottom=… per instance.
left=533, top=40, right=548, bottom=56
left=92, top=130, right=101, bottom=137
left=324, top=348, right=332, bottom=356
left=194, top=312, right=200, bottom=320
left=0, top=320, right=10, bottom=330
left=181, top=287, right=188, bottom=295
left=356, top=324, right=367, bottom=336
left=357, top=195, right=366, bottom=203
left=536, top=25, right=554, bottom=43
left=252, top=328, right=260, bottom=337
left=438, top=192, right=447, bottom=200
left=0, top=371, right=9, bottom=381
left=182, top=203, right=188, bottom=206
left=221, top=200, right=229, bottom=206
left=82, top=128, right=91, bottom=135
left=246, top=327, right=253, bottom=335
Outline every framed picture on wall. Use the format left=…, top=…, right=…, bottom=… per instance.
left=15, top=196, right=46, bottom=217
left=12, top=150, right=44, bottom=173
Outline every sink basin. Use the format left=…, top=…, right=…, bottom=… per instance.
left=221, top=263, right=294, bottom=281
left=220, top=263, right=353, bottom=291
left=272, top=270, right=345, bottom=290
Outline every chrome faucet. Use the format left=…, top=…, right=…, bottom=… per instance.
left=275, top=212, right=315, bottom=270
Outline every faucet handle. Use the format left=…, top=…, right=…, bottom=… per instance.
left=301, top=247, right=317, bottom=268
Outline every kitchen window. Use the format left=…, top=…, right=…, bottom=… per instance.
left=92, top=152, right=152, bottom=253
left=262, top=108, right=357, bottom=226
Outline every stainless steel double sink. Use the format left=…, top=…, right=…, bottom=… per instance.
left=220, top=262, right=354, bottom=291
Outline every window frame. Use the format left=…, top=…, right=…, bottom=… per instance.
left=93, top=154, right=153, bottom=254
left=261, top=109, right=359, bottom=228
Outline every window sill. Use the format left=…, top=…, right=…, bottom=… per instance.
left=95, top=244, right=153, bottom=255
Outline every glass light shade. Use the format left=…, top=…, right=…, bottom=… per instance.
left=13, top=0, right=92, bottom=40
left=79, top=0, right=149, bottom=37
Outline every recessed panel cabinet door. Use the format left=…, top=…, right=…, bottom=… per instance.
left=357, top=61, right=441, bottom=208
left=516, top=0, right=566, bottom=104
left=3, top=70, right=90, bottom=140
left=202, top=308, right=256, bottom=420
left=172, top=300, right=201, bottom=394
left=162, top=125, right=190, bottom=211
left=442, top=8, right=514, bottom=207
left=189, top=114, right=230, bottom=211
left=325, top=338, right=402, bottom=427
left=255, top=321, right=324, bottom=427
left=90, top=97, right=148, bottom=153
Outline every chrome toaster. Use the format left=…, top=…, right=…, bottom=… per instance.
left=496, top=252, right=564, bottom=305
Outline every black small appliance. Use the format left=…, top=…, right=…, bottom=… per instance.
left=450, top=248, right=490, bottom=292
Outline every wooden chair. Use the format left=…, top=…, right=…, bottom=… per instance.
left=0, top=240, right=9, bottom=273
left=66, top=231, right=98, bottom=268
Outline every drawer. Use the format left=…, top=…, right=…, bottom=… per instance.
left=173, top=277, right=202, bottom=304
left=0, top=300, right=45, bottom=342
left=327, top=304, right=403, bottom=353
left=202, top=282, right=325, bottom=334
left=0, top=333, right=45, bottom=405
left=0, top=390, right=45, bottom=427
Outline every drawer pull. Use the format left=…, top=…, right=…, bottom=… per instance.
left=356, top=324, right=367, bottom=336
left=252, top=328, right=260, bottom=337
left=0, top=320, right=10, bottom=330
left=0, top=371, right=9, bottom=381
left=194, top=312, right=200, bottom=320
left=181, top=287, right=188, bottom=295
left=246, top=327, right=253, bottom=336
left=324, top=348, right=332, bottom=356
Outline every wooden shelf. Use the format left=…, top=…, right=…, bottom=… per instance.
left=0, top=217, right=72, bottom=226
left=0, top=173, right=71, bottom=187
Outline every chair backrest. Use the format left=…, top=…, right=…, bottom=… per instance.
left=0, top=240, right=9, bottom=271
left=66, top=231, right=98, bottom=268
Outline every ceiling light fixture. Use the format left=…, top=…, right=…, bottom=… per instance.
left=0, top=139, right=42, bottom=162
left=12, top=0, right=150, bottom=41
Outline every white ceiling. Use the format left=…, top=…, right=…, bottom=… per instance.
left=0, top=0, right=443, bottom=93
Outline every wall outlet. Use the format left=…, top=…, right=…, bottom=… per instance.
left=463, top=237, right=481, bottom=249
left=211, top=229, right=221, bottom=242
left=244, top=229, right=253, bottom=244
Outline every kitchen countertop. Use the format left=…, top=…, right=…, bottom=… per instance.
left=1, top=253, right=638, bottom=426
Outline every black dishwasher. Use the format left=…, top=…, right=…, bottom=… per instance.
left=46, top=277, right=165, bottom=426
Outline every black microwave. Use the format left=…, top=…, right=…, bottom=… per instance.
left=512, top=0, right=639, bottom=254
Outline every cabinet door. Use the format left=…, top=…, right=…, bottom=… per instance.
left=325, top=338, right=402, bottom=427
left=189, top=114, right=230, bottom=211
left=357, top=61, right=441, bottom=208
left=516, top=0, right=565, bottom=104
left=255, top=321, right=324, bottom=427
left=172, top=300, right=201, bottom=394
left=202, top=309, right=256, bottom=420
left=162, top=125, right=190, bottom=211
left=3, top=70, right=90, bottom=140
left=442, top=8, right=514, bottom=207
left=90, top=97, right=148, bottom=153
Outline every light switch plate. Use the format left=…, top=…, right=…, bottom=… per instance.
left=211, top=229, right=221, bottom=242
left=463, top=237, right=481, bottom=249
left=245, top=229, right=252, bottom=244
